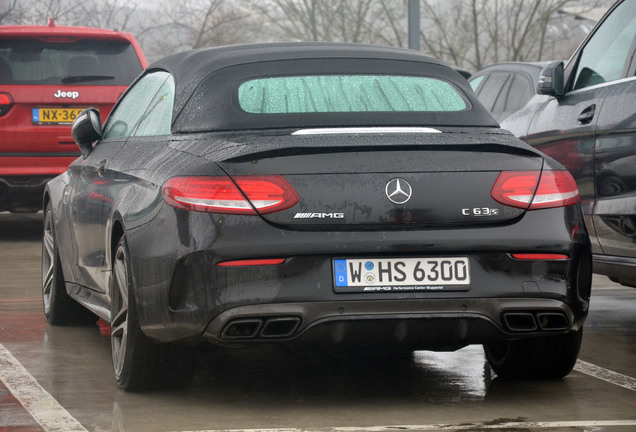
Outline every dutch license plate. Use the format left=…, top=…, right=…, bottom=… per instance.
left=333, top=257, right=470, bottom=292
left=32, top=108, right=84, bottom=125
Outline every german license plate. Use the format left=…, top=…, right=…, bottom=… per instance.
left=32, top=108, right=84, bottom=125
left=333, top=257, right=470, bottom=292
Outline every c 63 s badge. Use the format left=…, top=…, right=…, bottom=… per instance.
left=462, top=207, right=500, bottom=217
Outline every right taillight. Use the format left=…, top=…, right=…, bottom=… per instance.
left=491, top=170, right=579, bottom=210
left=0, top=92, right=13, bottom=117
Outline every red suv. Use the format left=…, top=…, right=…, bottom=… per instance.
left=0, top=20, right=147, bottom=212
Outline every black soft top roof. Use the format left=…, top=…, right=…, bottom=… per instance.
left=144, top=42, right=499, bottom=132
left=151, top=42, right=446, bottom=88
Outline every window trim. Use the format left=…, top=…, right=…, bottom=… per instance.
left=101, top=70, right=172, bottom=140
left=565, top=0, right=636, bottom=94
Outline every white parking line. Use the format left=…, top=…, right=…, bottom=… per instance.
left=575, top=359, right=636, bottom=392
left=177, top=420, right=636, bottom=432
left=0, top=343, right=88, bottom=432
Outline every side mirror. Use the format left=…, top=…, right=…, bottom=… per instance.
left=537, top=61, right=565, bottom=98
left=72, top=108, right=102, bottom=158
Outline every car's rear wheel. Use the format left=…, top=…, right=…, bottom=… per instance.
left=42, top=203, right=96, bottom=325
left=110, top=235, right=196, bottom=391
left=484, top=329, right=583, bottom=379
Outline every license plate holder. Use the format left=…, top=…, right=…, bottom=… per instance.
left=333, top=257, right=471, bottom=293
left=32, top=108, right=85, bottom=125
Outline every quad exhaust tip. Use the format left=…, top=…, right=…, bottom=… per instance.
left=503, top=311, right=569, bottom=333
left=222, top=319, right=263, bottom=339
left=222, top=316, right=301, bottom=340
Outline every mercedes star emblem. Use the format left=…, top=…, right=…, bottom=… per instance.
left=385, top=178, right=412, bottom=204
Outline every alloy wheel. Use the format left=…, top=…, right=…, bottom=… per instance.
left=111, top=244, right=129, bottom=378
left=41, top=210, right=55, bottom=315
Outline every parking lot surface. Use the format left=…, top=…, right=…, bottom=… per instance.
left=1, top=212, right=635, bottom=432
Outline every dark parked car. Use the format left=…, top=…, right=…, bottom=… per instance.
left=469, top=62, right=551, bottom=122
left=502, top=0, right=636, bottom=288
left=43, top=42, right=592, bottom=391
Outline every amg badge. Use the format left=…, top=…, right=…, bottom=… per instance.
left=294, top=212, right=345, bottom=219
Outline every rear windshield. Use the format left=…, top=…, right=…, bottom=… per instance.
left=0, top=38, right=142, bottom=85
left=173, top=59, right=497, bottom=132
left=238, top=75, right=468, bottom=114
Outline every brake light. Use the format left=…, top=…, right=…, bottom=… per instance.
left=42, top=36, right=77, bottom=43
left=162, top=175, right=299, bottom=214
left=0, top=93, right=13, bottom=117
left=491, top=170, right=579, bottom=210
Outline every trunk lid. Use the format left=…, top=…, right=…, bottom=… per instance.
left=214, top=129, right=545, bottom=230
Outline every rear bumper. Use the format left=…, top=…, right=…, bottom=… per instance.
left=202, top=298, right=584, bottom=352
left=0, top=155, right=77, bottom=211
left=126, top=204, right=592, bottom=347
left=0, top=154, right=78, bottom=176
left=0, top=175, right=53, bottom=212
left=41, top=129, right=594, bottom=351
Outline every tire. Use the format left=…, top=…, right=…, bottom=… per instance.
left=42, top=203, right=97, bottom=325
left=484, top=329, right=583, bottom=380
left=110, top=236, right=196, bottom=391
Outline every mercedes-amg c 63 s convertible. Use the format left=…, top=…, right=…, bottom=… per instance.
left=41, top=43, right=592, bottom=391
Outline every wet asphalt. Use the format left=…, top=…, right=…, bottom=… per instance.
left=1, top=212, right=635, bottom=432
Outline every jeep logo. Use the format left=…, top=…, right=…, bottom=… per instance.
left=54, top=90, right=79, bottom=99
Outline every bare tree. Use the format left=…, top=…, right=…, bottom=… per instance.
left=246, top=0, right=406, bottom=45
left=73, top=0, right=140, bottom=32
left=21, top=0, right=76, bottom=24
left=3, top=0, right=145, bottom=30
left=418, top=1, right=475, bottom=68
left=166, top=0, right=249, bottom=47
left=3, top=0, right=616, bottom=69
left=136, top=0, right=255, bottom=60
left=419, top=0, right=613, bottom=71
left=248, top=0, right=612, bottom=71
left=0, top=0, right=22, bottom=25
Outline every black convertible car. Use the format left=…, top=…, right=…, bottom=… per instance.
left=42, top=43, right=592, bottom=391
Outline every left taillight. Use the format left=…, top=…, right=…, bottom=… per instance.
left=0, top=92, right=13, bottom=117
left=491, top=170, right=579, bottom=210
left=162, top=175, right=299, bottom=214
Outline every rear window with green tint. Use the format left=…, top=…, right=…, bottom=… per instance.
left=238, top=75, right=468, bottom=114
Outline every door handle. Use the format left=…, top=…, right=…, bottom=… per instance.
left=97, top=159, right=107, bottom=176
left=577, top=104, right=596, bottom=124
